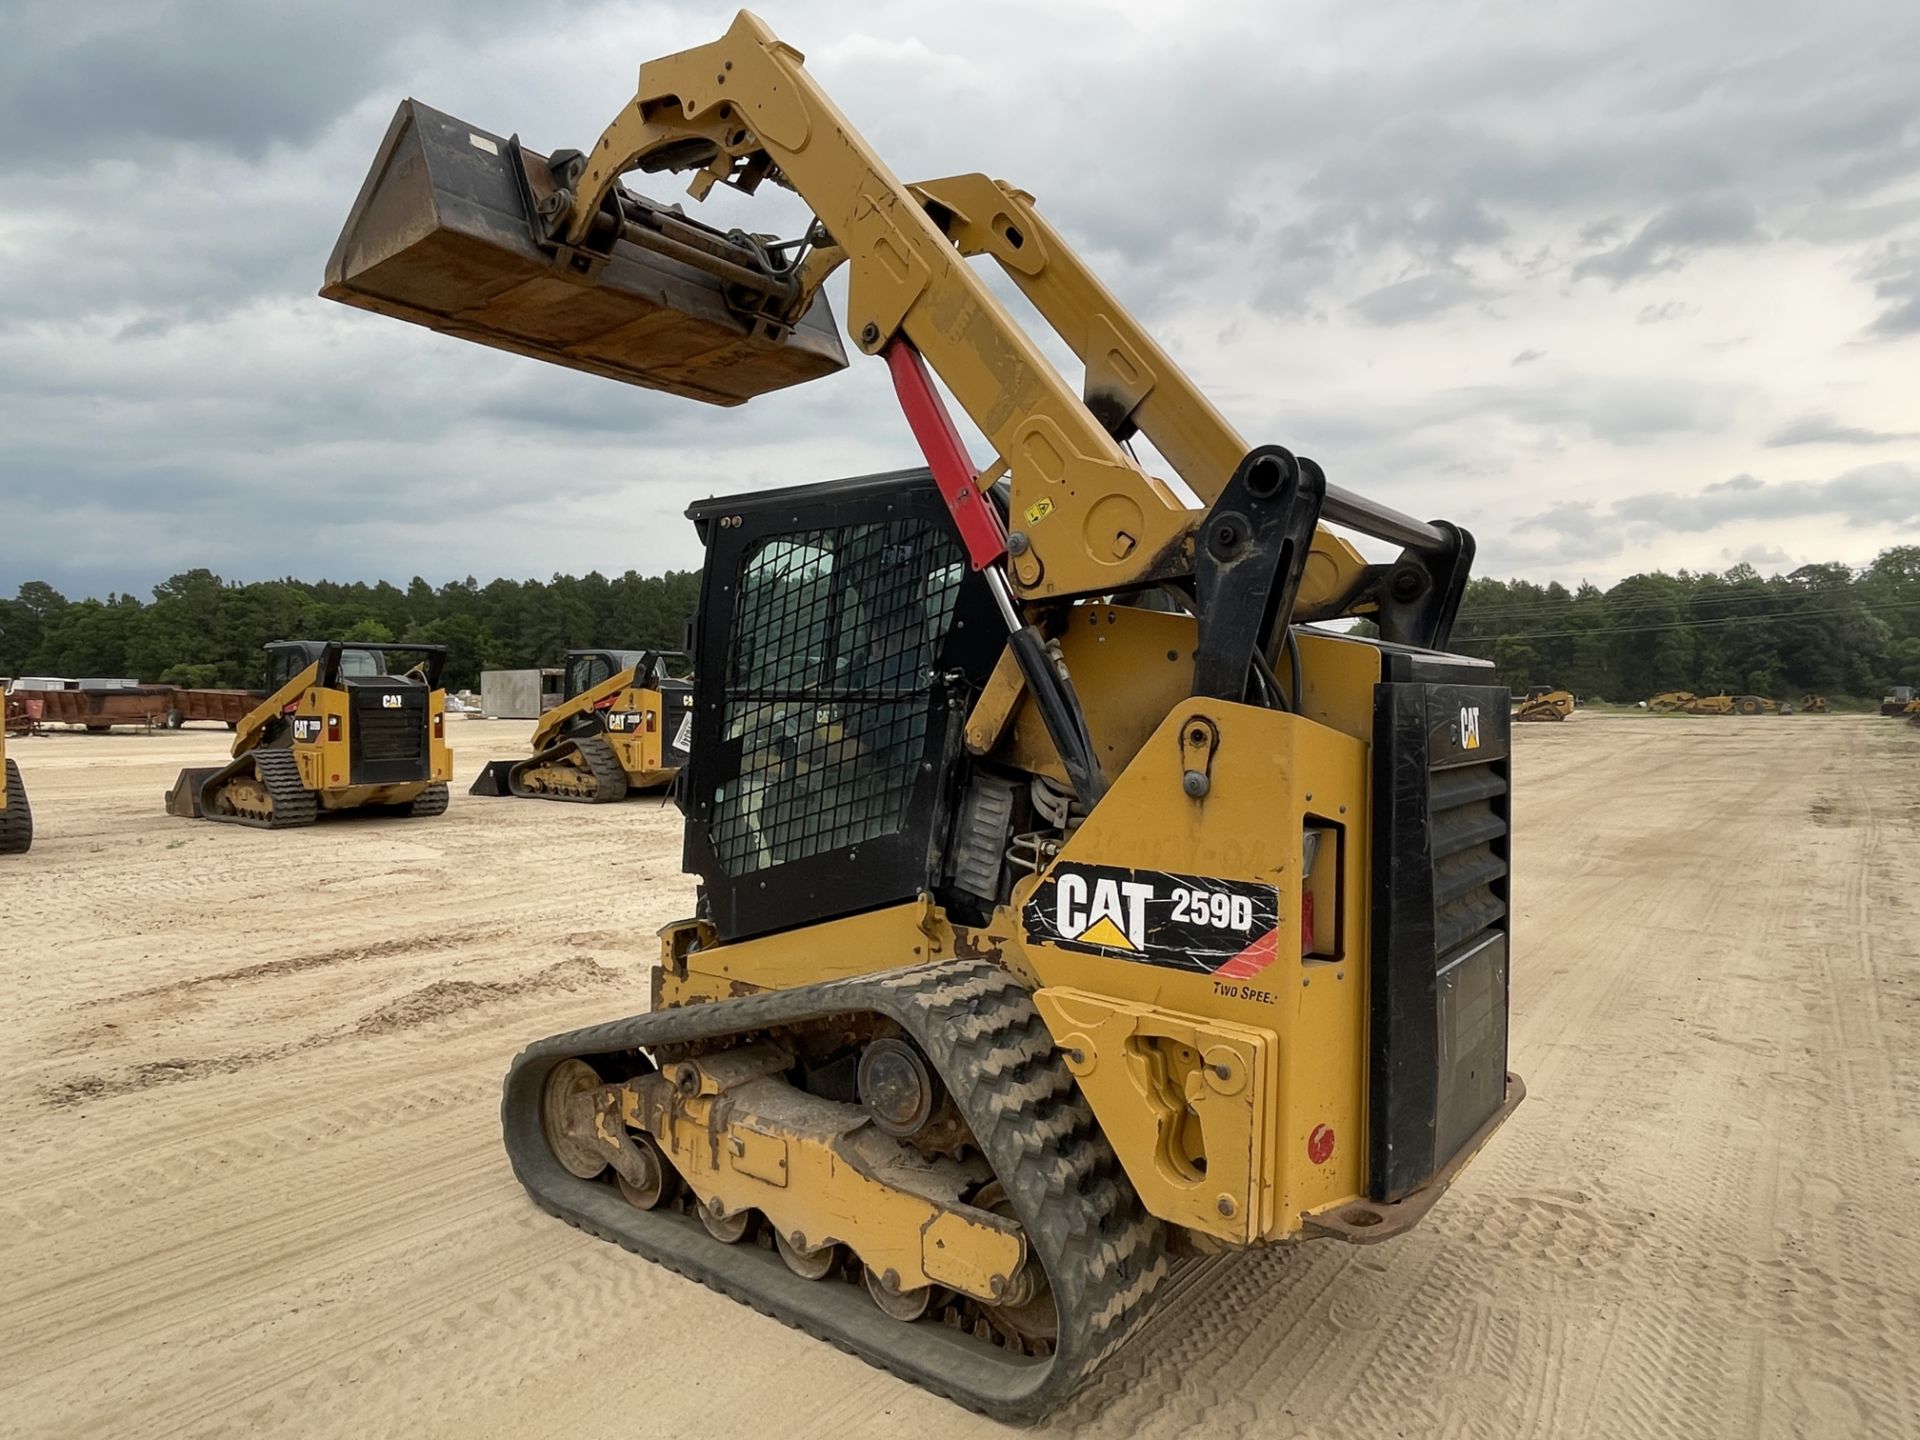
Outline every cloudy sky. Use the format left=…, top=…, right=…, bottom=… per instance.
left=3, top=0, right=1917, bottom=600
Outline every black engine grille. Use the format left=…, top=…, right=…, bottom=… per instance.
left=348, top=685, right=428, bottom=785
left=1428, top=760, right=1509, bottom=959
left=1369, top=677, right=1512, bottom=1203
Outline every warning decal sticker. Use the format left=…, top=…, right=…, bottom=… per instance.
left=1023, top=863, right=1281, bottom=976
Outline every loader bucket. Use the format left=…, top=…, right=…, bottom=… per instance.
left=164, top=767, right=221, bottom=818
left=321, top=101, right=847, bottom=406
left=468, top=760, right=516, bottom=797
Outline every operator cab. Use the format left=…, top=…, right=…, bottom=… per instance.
left=682, top=468, right=1003, bottom=941
left=264, top=640, right=446, bottom=693
left=563, top=648, right=695, bottom=700
left=564, top=649, right=651, bottom=701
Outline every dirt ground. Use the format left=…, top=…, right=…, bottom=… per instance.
left=2, top=713, right=1916, bottom=1439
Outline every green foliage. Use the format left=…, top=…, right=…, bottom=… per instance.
left=1451, top=547, right=1920, bottom=700
left=0, top=568, right=700, bottom=691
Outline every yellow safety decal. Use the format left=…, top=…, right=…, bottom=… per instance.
left=1023, top=497, right=1055, bottom=527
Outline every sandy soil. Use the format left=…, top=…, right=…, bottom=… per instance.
left=1, top=713, right=1916, bottom=1439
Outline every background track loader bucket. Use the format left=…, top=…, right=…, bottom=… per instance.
left=321, top=101, right=847, bottom=406
left=164, top=767, right=221, bottom=818
left=469, top=760, right=516, bottom=797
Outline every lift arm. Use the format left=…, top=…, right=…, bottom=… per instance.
left=542, top=11, right=1466, bottom=623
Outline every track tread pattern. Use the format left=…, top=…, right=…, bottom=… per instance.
left=407, top=782, right=450, bottom=818
left=203, top=747, right=317, bottom=829
left=0, top=758, right=32, bottom=854
left=500, top=959, right=1170, bottom=1420
left=508, top=734, right=630, bottom=804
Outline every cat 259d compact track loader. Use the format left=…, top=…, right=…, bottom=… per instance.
left=471, top=648, right=693, bottom=802
left=0, top=725, right=30, bottom=854
left=326, top=13, right=1523, bottom=1420
left=165, top=641, right=454, bottom=828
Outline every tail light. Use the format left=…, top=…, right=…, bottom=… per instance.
left=327, top=714, right=341, bottom=741
left=1301, top=828, right=1328, bottom=958
left=433, top=712, right=444, bottom=738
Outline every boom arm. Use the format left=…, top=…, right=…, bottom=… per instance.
left=547, top=11, right=1465, bottom=622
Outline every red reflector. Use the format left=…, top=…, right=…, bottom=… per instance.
left=1301, top=890, right=1315, bottom=956
left=1308, top=1124, right=1335, bottom=1165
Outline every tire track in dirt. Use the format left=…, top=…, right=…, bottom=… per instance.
left=38, top=955, right=623, bottom=1107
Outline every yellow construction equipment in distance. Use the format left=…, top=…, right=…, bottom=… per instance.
left=1646, top=691, right=1776, bottom=716
left=470, top=649, right=693, bottom=803
left=165, top=640, right=453, bottom=827
left=1513, top=686, right=1574, bottom=722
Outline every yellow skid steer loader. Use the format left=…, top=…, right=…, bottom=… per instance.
left=326, top=13, right=1523, bottom=1419
left=165, top=641, right=453, bottom=828
left=471, top=649, right=693, bottom=802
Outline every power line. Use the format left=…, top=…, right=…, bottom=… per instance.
left=1450, top=597, right=1920, bottom=645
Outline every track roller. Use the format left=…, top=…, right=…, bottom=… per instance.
left=776, top=1232, right=838, bottom=1280
left=865, top=1266, right=933, bottom=1322
left=699, top=1200, right=752, bottom=1244
left=499, top=959, right=1171, bottom=1421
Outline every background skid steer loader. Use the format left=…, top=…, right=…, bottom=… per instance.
left=471, top=649, right=693, bottom=803
left=165, top=641, right=453, bottom=828
left=1513, top=686, right=1574, bottom=722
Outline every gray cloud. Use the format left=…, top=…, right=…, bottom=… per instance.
left=1725, top=543, right=1795, bottom=568
left=1514, top=501, right=1598, bottom=537
left=1765, top=413, right=1917, bottom=447
left=1636, top=300, right=1695, bottom=324
left=1502, top=463, right=1920, bottom=570
left=1571, top=195, right=1763, bottom=284
left=1862, top=248, right=1920, bottom=337
left=1511, top=348, right=1546, bottom=366
left=1, top=0, right=1918, bottom=599
left=1543, top=464, right=1920, bottom=538
left=1348, top=271, right=1494, bottom=326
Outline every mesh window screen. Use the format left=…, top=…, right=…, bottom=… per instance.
left=710, top=519, right=964, bottom=875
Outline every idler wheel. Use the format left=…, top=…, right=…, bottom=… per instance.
left=541, top=1059, right=609, bottom=1180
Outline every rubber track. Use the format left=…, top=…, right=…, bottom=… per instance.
left=501, top=959, right=1170, bottom=1421
left=202, top=747, right=317, bottom=829
left=408, top=781, right=450, bottom=817
left=508, top=734, right=629, bottom=804
left=0, top=758, right=32, bottom=854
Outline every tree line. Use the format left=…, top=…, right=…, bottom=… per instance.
left=3, top=545, right=1917, bottom=703
left=0, top=569, right=700, bottom=692
left=1448, top=547, right=1920, bottom=702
